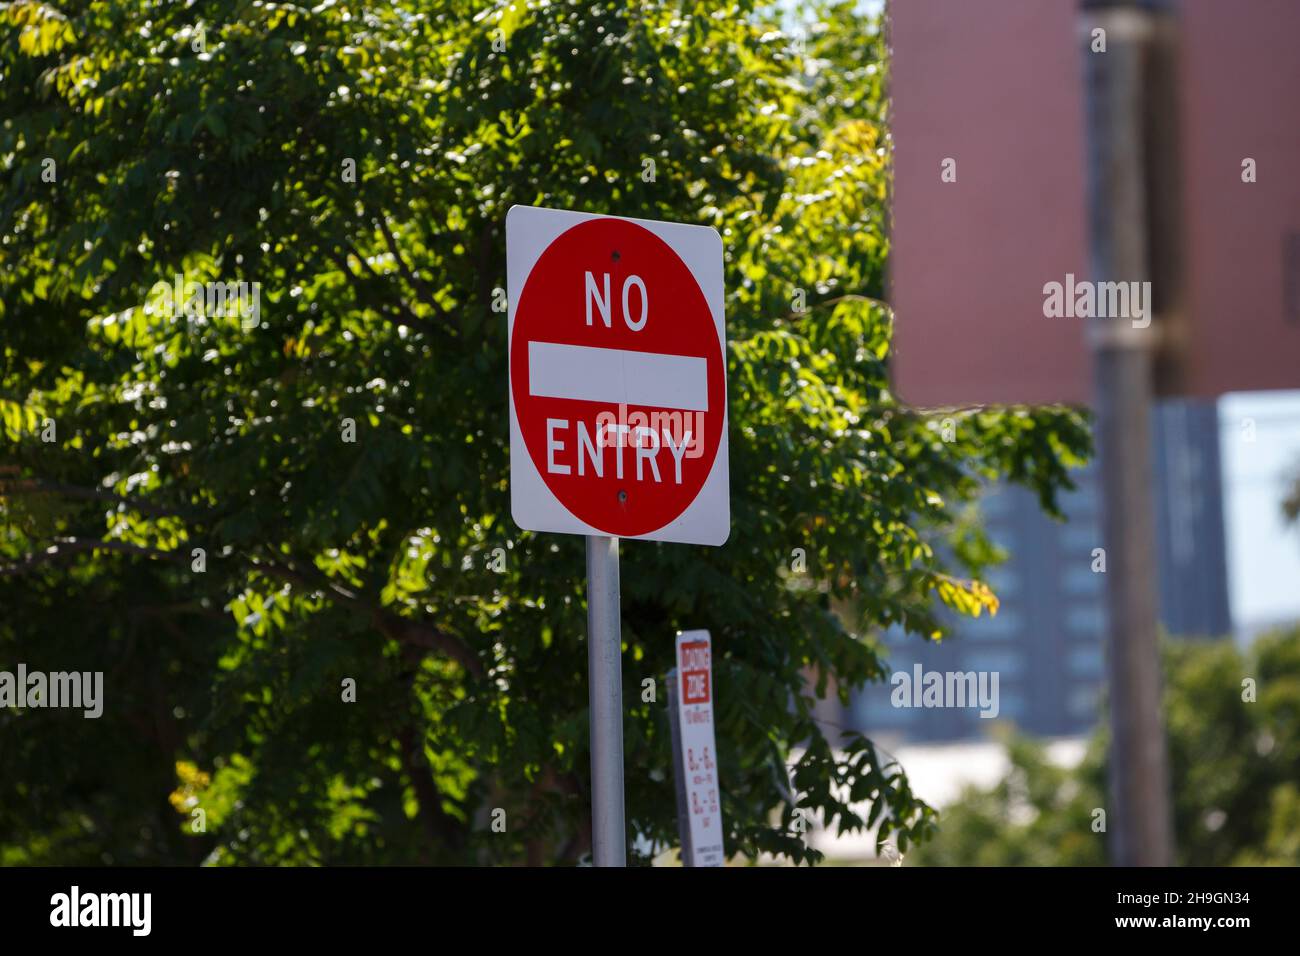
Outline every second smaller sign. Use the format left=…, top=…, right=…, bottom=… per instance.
left=668, top=629, right=724, bottom=867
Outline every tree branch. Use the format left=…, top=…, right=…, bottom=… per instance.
left=0, top=478, right=201, bottom=520
left=0, top=537, right=192, bottom=577
left=397, top=722, right=468, bottom=857
left=774, top=292, right=894, bottom=324
left=324, top=245, right=442, bottom=338
left=243, top=551, right=485, bottom=679
left=0, top=534, right=484, bottom=680
left=374, top=214, right=451, bottom=321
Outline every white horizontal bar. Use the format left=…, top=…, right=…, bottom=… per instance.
left=528, top=341, right=709, bottom=411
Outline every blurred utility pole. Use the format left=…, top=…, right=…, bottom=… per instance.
left=1079, top=0, right=1176, bottom=867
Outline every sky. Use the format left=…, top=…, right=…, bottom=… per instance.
left=1219, top=391, right=1300, bottom=638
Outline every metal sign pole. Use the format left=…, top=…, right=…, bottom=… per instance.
left=1081, top=0, right=1175, bottom=866
left=665, top=666, right=693, bottom=866
left=585, top=534, right=626, bottom=866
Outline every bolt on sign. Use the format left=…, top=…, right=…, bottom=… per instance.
left=506, top=205, right=729, bottom=545
left=667, top=630, right=724, bottom=867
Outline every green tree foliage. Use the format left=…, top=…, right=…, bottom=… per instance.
left=909, top=628, right=1300, bottom=867
left=0, top=0, right=1089, bottom=864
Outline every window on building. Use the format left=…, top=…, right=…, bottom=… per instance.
left=857, top=692, right=917, bottom=724
left=963, top=649, right=1025, bottom=677
left=1061, top=523, right=1102, bottom=553
left=1062, top=483, right=1098, bottom=515
left=1065, top=605, right=1105, bottom=636
left=962, top=608, right=1023, bottom=640
left=997, top=690, right=1027, bottom=721
left=1068, top=684, right=1101, bottom=719
left=1061, top=565, right=1103, bottom=596
left=986, top=568, right=1020, bottom=597
left=1067, top=645, right=1104, bottom=678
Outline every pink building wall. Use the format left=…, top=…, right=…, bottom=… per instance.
left=888, top=0, right=1300, bottom=407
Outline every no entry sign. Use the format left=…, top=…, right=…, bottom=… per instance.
left=506, top=205, right=729, bottom=545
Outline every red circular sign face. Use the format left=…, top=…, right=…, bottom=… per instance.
left=511, top=218, right=724, bottom=537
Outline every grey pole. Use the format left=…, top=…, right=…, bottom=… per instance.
left=1080, top=0, right=1176, bottom=866
left=585, top=534, right=626, bottom=866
